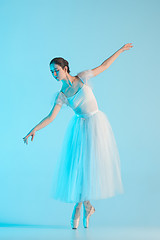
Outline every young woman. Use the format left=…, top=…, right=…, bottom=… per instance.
left=23, top=43, right=133, bottom=229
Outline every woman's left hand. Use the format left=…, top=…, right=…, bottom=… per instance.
left=120, top=43, right=133, bottom=52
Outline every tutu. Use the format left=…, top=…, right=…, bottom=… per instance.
left=50, top=70, right=124, bottom=203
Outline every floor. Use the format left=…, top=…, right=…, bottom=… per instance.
left=0, top=225, right=160, bottom=240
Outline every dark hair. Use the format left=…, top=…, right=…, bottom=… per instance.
left=49, top=57, right=70, bottom=73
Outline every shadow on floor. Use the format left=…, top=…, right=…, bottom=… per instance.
left=0, top=223, right=69, bottom=229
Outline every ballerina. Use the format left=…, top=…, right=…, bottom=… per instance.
left=23, top=43, right=133, bottom=229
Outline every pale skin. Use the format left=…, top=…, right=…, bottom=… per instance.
left=23, top=43, right=133, bottom=145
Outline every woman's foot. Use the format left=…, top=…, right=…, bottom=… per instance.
left=70, top=202, right=82, bottom=229
left=83, top=201, right=95, bottom=228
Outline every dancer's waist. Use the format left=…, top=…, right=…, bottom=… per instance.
left=75, top=109, right=99, bottom=119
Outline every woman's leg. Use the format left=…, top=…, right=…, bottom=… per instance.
left=72, top=202, right=82, bottom=219
left=83, top=200, right=94, bottom=218
left=83, top=200, right=92, bottom=209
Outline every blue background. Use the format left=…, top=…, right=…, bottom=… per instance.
left=0, top=0, right=160, bottom=228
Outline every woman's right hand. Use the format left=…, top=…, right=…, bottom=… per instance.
left=23, top=129, right=36, bottom=145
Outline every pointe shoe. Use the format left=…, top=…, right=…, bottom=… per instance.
left=70, top=204, right=82, bottom=229
left=70, top=215, right=80, bottom=229
left=83, top=205, right=95, bottom=228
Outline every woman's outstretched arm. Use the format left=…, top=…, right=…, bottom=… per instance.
left=23, top=104, right=61, bottom=145
left=91, top=43, right=133, bottom=77
left=34, top=104, right=61, bottom=131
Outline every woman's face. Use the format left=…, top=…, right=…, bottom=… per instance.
left=50, top=63, right=66, bottom=81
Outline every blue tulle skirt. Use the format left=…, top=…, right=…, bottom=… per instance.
left=50, top=110, right=124, bottom=203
